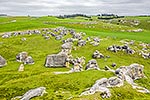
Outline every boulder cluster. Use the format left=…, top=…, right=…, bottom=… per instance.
left=81, top=63, right=149, bottom=98
left=16, top=52, right=34, bottom=65
left=139, top=51, right=150, bottom=59
left=2, top=30, right=41, bottom=38
left=92, top=50, right=104, bottom=59
left=107, top=45, right=135, bottom=54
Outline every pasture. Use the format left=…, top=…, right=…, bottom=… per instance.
left=0, top=16, right=150, bottom=100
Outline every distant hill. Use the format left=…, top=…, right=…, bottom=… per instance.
left=57, top=14, right=91, bottom=19
left=0, top=14, right=7, bottom=16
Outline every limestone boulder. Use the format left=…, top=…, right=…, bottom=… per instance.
left=16, top=52, right=28, bottom=62
left=0, top=55, right=7, bottom=67
left=45, top=54, right=67, bottom=67
left=115, top=63, right=145, bottom=81
left=80, top=77, right=123, bottom=98
left=24, top=56, right=34, bottom=65
left=12, top=87, right=47, bottom=100
left=85, top=59, right=100, bottom=70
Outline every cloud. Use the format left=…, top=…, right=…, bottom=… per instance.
left=0, top=0, right=149, bottom=16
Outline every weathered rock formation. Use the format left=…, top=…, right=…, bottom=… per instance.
left=45, top=54, right=67, bottom=67
left=16, top=52, right=34, bottom=65
left=12, top=87, right=47, bottom=100
left=85, top=59, right=100, bottom=70
left=92, top=50, right=104, bottom=59
left=107, top=45, right=135, bottom=54
left=81, top=63, right=150, bottom=98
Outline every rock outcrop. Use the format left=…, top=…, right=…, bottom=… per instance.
left=81, top=63, right=150, bottom=98
left=12, top=87, right=47, bottom=100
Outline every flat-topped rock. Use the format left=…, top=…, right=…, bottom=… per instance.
left=45, top=54, right=67, bottom=67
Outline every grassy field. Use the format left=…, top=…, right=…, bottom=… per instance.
left=0, top=16, right=150, bottom=100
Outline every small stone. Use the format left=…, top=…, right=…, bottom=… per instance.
left=18, top=64, right=24, bottom=72
left=111, top=63, right=116, bottom=67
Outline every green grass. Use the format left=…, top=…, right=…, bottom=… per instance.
left=0, top=16, right=150, bottom=100
left=108, top=16, right=150, bottom=31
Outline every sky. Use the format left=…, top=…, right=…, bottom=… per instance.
left=0, top=0, right=149, bottom=16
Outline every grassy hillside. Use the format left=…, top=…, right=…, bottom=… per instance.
left=0, top=16, right=150, bottom=42
left=107, top=16, right=150, bottom=31
left=0, top=16, right=150, bottom=100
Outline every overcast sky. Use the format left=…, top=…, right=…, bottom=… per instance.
left=0, top=0, right=149, bottom=16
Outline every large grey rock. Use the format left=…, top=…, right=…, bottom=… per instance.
left=60, top=42, right=72, bottom=55
left=80, top=77, right=123, bottom=98
left=24, top=56, right=34, bottom=65
left=16, top=52, right=34, bottom=65
left=12, top=87, right=47, bottom=100
left=45, top=54, right=67, bottom=67
left=16, top=52, right=28, bottom=62
left=85, top=59, right=100, bottom=70
left=114, top=63, right=150, bottom=93
left=81, top=63, right=150, bottom=98
left=0, top=55, right=7, bottom=67
left=115, top=63, right=145, bottom=81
